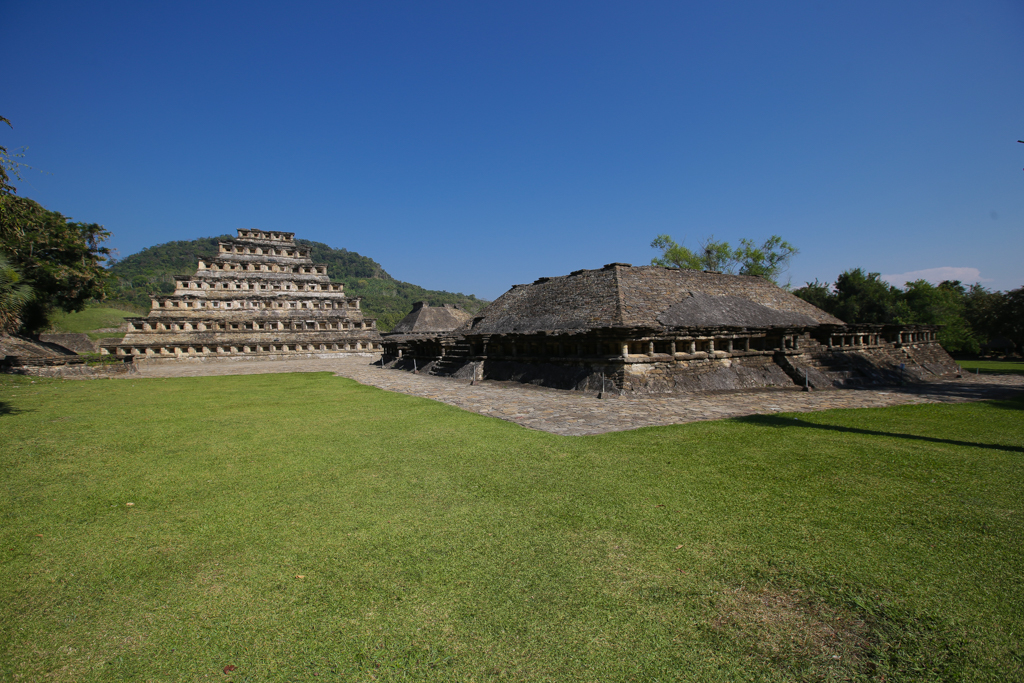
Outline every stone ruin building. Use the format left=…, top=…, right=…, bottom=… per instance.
left=383, top=263, right=958, bottom=393
left=389, top=301, right=474, bottom=336
left=380, top=301, right=475, bottom=370
left=380, top=301, right=472, bottom=371
left=104, top=229, right=382, bottom=363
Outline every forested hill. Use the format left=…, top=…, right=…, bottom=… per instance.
left=105, top=237, right=487, bottom=331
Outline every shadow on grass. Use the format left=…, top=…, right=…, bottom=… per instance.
left=734, top=414, right=1024, bottom=454
left=0, top=400, right=21, bottom=417
left=985, top=396, right=1024, bottom=412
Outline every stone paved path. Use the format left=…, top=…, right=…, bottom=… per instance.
left=131, top=356, right=1024, bottom=436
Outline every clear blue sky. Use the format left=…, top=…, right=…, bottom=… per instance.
left=5, top=0, right=1023, bottom=300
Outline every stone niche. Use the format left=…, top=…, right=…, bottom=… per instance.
left=104, top=229, right=383, bottom=362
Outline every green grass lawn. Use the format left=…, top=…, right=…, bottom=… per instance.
left=47, top=306, right=139, bottom=340
left=958, top=359, right=1024, bottom=375
left=1, top=373, right=1022, bottom=682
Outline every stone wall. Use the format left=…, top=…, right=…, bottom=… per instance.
left=3, top=358, right=134, bottom=378
left=478, top=359, right=610, bottom=392
left=618, top=354, right=795, bottom=394
left=37, top=333, right=98, bottom=354
left=392, top=335, right=959, bottom=395
left=132, top=350, right=376, bottom=366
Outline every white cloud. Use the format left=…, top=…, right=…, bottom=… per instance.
left=880, top=267, right=992, bottom=287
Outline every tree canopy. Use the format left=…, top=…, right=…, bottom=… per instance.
left=0, top=115, right=28, bottom=241
left=1, top=117, right=113, bottom=333
left=793, top=268, right=1024, bottom=355
left=0, top=252, right=32, bottom=333
left=0, top=198, right=111, bottom=332
left=650, top=234, right=798, bottom=284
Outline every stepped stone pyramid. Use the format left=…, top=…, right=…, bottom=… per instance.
left=105, top=229, right=382, bottom=362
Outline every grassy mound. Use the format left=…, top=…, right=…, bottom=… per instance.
left=1, top=374, right=1021, bottom=681
left=46, top=306, right=140, bottom=340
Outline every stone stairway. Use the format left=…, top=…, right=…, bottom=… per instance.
left=792, top=345, right=914, bottom=388
left=428, top=341, right=472, bottom=376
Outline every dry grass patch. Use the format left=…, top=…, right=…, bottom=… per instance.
left=713, top=586, right=875, bottom=681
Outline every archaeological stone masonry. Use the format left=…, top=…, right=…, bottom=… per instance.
left=105, top=229, right=382, bottom=363
left=383, top=263, right=960, bottom=393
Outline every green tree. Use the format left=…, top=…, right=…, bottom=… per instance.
left=1, top=117, right=113, bottom=333
left=962, top=283, right=1003, bottom=347
left=825, top=268, right=900, bottom=324
left=791, top=279, right=834, bottom=312
left=695, top=235, right=736, bottom=273
left=997, top=287, right=1024, bottom=353
left=0, top=199, right=111, bottom=332
left=650, top=233, right=797, bottom=283
left=649, top=234, right=702, bottom=270
left=0, top=115, right=30, bottom=241
left=0, top=253, right=32, bottom=333
left=734, top=235, right=798, bottom=282
left=898, top=280, right=980, bottom=354
left=794, top=269, right=1011, bottom=355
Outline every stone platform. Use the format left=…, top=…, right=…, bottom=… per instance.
left=125, top=356, right=1024, bottom=436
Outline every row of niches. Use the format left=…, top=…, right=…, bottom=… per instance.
left=462, top=330, right=936, bottom=360
left=108, top=341, right=382, bottom=356
left=127, top=319, right=375, bottom=332
left=218, top=243, right=310, bottom=258
left=197, top=261, right=327, bottom=275
left=151, top=298, right=361, bottom=311
left=469, top=335, right=787, bottom=359
left=175, top=280, right=344, bottom=293
left=892, top=330, right=937, bottom=344
left=237, top=230, right=294, bottom=242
